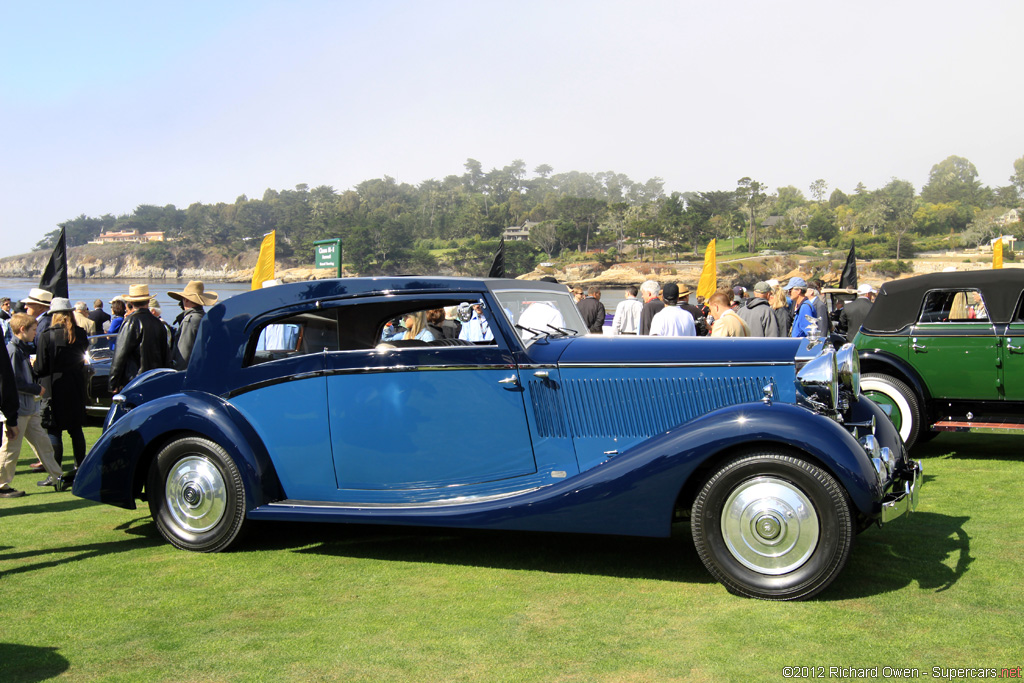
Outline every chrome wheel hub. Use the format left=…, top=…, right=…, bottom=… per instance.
left=721, top=476, right=819, bottom=575
left=166, top=456, right=227, bottom=533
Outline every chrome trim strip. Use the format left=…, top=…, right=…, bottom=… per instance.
left=325, top=364, right=514, bottom=376
left=558, top=361, right=793, bottom=369
left=264, top=487, right=542, bottom=509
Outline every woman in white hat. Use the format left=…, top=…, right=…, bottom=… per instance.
left=167, top=281, right=218, bottom=369
left=33, top=298, right=89, bottom=478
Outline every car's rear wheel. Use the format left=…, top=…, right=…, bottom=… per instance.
left=861, top=373, right=922, bottom=449
left=691, top=452, right=854, bottom=601
left=148, top=437, right=247, bottom=552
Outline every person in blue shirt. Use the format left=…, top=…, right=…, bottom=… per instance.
left=457, top=303, right=493, bottom=342
left=787, top=277, right=818, bottom=338
left=382, top=311, right=435, bottom=342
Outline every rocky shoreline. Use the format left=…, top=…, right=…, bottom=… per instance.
left=0, top=245, right=1011, bottom=288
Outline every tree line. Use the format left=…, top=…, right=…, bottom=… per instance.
left=39, top=155, right=1024, bottom=277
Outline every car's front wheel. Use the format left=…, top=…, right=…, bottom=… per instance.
left=691, top=452, right=854, bottom=601
left=147, top=437, right=247, bottom=552
left=860, top=373, right=922, bottom=449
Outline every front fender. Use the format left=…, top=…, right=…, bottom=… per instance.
left=600, top=400, right=882, bottom=531
left=858, top=348, right=931, bottom=404
left=73, top=392, right=283, bottom=510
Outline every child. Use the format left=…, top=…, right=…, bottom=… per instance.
left=0, top=313, right=65, bottom=495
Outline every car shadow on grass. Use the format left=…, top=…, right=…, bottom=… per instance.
left=0, top=644, right=69, bottom=681
left=822, top=511, right=971, bottom=601
left=241, top=520, right=715, bottom=585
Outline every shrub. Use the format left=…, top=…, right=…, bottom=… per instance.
left=873, top=259, right=913, bottom=278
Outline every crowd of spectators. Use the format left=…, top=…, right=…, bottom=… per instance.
left=0, top=281, right=218, bottom=498
left=578, top=277, right=875, bottom=340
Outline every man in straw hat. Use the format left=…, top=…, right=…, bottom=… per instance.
left=108, top=285, right=170, bottom=393
left=21, top=287, right=53, bottom=342
left=167, top=281, right=218, bottom=369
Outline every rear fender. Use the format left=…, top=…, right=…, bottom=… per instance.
left=73, top=392, right=282, bottom=510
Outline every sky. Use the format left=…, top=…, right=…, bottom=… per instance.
left=2, top=0, right=1022, bottom=257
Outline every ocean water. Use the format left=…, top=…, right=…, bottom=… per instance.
left=0, top=277, right=255, bottom=311
left=0, top=276, right=637, bottom=320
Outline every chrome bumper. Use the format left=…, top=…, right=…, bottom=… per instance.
left=880, top=460, right=923, bottom=523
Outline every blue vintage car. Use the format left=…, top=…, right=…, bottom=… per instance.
left=73, top=277, right=921, bottom=600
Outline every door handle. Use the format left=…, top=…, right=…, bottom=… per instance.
left=911, top=338, right=927, bottom=353
left=498, top=376, right=520, bottom=386
left=1008, top=342, right=1023, bottom=353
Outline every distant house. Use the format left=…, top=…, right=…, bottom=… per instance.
left=761, top=215, right=783, bottom=229
left=502, top=221, right=539, bottom=242
left=995, top=208, right=1021, bottom=227
left=89, top=230, right=166, bottom=245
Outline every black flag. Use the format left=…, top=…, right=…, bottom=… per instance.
left=39, top=226, right=69, bottom=298
left=840, top=240, right=857, bottom=290
left=487, top=237, right=505, bottom=278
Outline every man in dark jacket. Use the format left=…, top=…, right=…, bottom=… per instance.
left=167, top=281, right=219, bottom=369
left=638, top=280, right=664, bottom=335
left=88, top=299, right=111, bottom=328
left=838, top=284, right=877, bottom=342
left=576, top=286, right=606, bottom=333
left=738, top=281, right=784, bottom=337
left=109, top=285, right=170, bottom=393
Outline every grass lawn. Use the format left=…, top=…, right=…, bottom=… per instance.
left=1, top=428, right=1022, bottom=682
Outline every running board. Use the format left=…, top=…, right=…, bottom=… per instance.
left=932, top=420, right=1024, bottom=435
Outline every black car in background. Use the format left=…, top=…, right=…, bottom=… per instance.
left=84, top=333, right=117, bottom=416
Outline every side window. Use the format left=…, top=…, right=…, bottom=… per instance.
left=919, top=289, right=988, bottom=324
left=375, top=302, right=497, bottom=349
left=1015, top=293, right=1024, bottom=323
left=247, top=310, right=340, bottom=366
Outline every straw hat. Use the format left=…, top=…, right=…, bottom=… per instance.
left=167, top=281, right=219, bottom=306
left=21, top=288, right=53, bottom=306
left=49, top=297, right=73, bottom=314
left=123, top=284, right=153, bottom=304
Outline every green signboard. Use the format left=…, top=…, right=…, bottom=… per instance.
left=314, top=238, right=342, bottom=277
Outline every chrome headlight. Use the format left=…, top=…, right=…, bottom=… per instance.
left=835, top=343, right=860, bottom=398
left=796, top=347, right=838, bottom=411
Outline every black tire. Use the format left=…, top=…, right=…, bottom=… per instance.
left=147, top=437, right=247, bottom=552
left=691, top=452, right=854, bottom=601
left=860, top=373, right=923, bottom=449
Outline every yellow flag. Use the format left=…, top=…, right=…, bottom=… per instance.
left=251, top=231, right=276, bottom=290
left=993, top=238, right=1004, bottom=269
left=697, top=239, right=717, bottom=300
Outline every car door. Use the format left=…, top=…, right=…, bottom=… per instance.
left=999, top=292, right=1024, bottom=401
left=909, top=288, right=999, bottom=401
left=229, top=309, right=336, bottom=501
left=323, top=296, right=537, bottom=499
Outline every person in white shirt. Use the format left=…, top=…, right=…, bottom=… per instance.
left=649, top=283, right=696, bottom=337
left=610, top=285, right=643, bottom=335
left=517, top=300, right=566, bottom=340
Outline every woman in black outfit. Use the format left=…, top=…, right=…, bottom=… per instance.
left=33, top=298, right=89, bottom=479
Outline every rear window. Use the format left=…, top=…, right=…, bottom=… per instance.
left=919, top=289, right=988, bottom=323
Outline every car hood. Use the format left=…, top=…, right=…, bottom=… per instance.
left=542, top=335, right=807, bottom=366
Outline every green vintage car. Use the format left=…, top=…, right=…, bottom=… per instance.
left=854, top=269, right=1024, bottom=449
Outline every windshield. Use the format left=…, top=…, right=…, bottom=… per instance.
left=492, top=288, right=585, bottom=344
